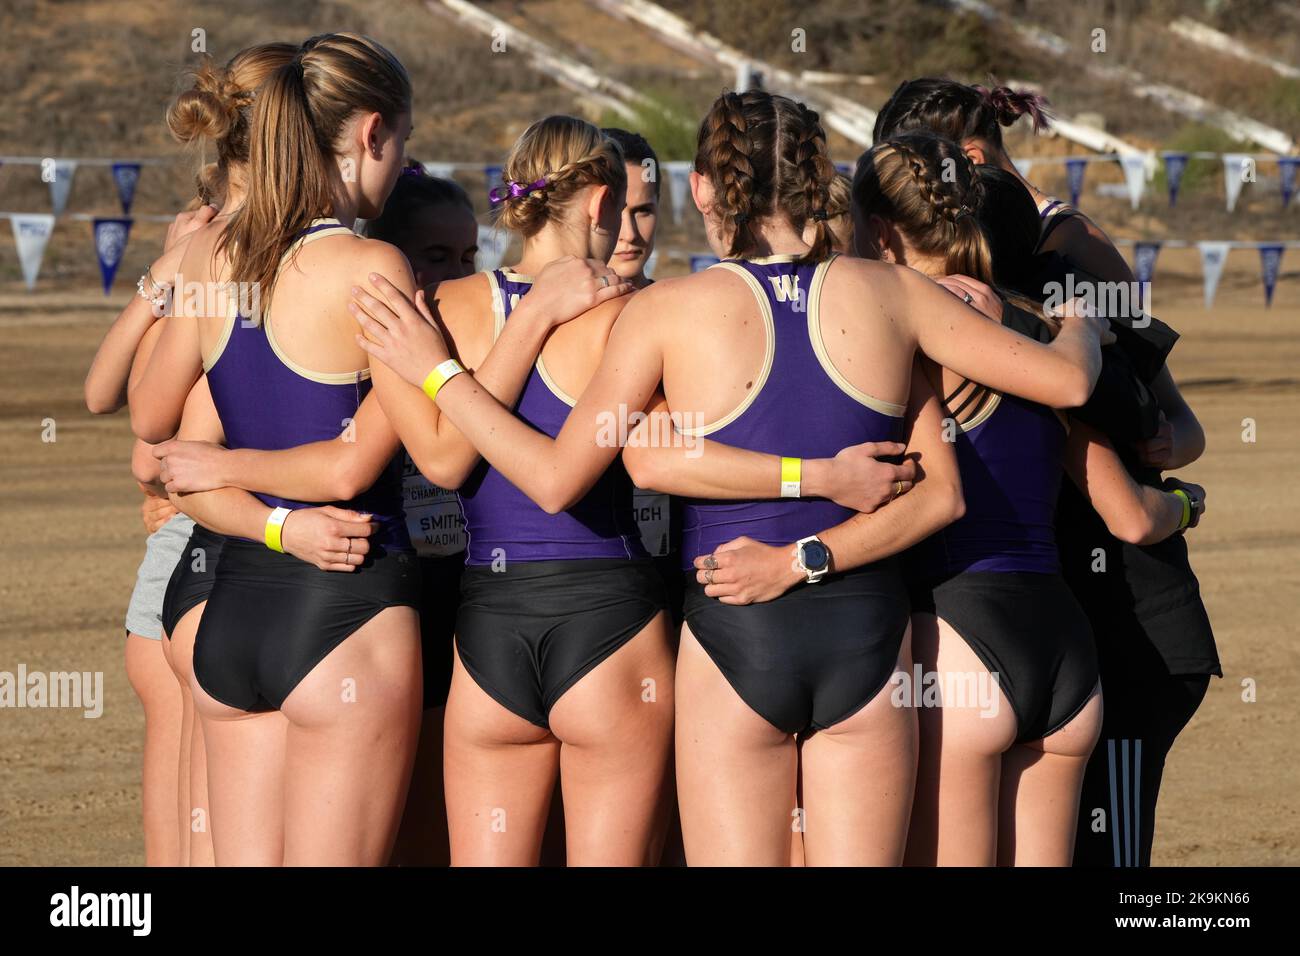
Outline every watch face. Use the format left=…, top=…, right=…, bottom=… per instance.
left=801, top=540, right=830, bottom=572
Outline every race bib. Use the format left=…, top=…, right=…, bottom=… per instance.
left=401, top=454, right=465, bottom=557
left=632, top=487, right=672, bottom=558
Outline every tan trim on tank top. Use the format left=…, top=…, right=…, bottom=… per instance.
left=252, top=218, right=370, bottom=385
left=202, top=296, right=239, bottom=372
left=485, top=269, right=574, bottom=405
left=677, top=261, right=776, bottom=437
left=805, top=255, right=907, bottom=418
left=956, top=391, right=1070, bottom=437
left=958, top=390, right=1002, bottom=432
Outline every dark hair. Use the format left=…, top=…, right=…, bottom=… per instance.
left=852, top=130, right=992, bottom=281
left=602, top=127, right=660, bottom=199
left=694, top=89, right=834, bottom=264
left=972, top=164, right=1064, bottom=333
left=972, top=165, right=1040, bottom=290
left=873, top=78, right=1051, bottom=153
left=364, top=161, right=474, bottom=245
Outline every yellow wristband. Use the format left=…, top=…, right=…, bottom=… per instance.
left=1171, top=488, right=1192, bottom=531
left=264, top=506, right=292, bottom=553
left=421, top=359, right=465, bottom=403
left=780, top=456, right=802, bottom=498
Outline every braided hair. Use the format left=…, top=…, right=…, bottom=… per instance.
left=494, top=115, right=626, bottom=237
left=852, top=130, right=993, bottom=281
left=693, top=90, right=835, bottom=264
left=873, top=77, right=1052, bottom=153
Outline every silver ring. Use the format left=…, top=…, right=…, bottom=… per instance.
left=599, top=275, right=610, bottom=289
left=704, top=568, right=715, bottom=585
left=962, top=292, right=974, bottom=305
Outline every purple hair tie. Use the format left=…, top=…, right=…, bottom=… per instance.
left=489, top=177, right=548, bottom=206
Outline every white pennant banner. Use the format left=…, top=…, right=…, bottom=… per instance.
left=47, top=159, right=77, bottom=217
left=663, top=161, right=692, bottom=223
left=1120, top=155, right=1148, bottom=210
left=1196, top=241, right=1232, bottom=309
left=1222, top=153, right=1252, bottom=212
left=476, top=223, right=509, bottom=272
left=422, top=162, right=457, bottom=181
left=10, top=213, right=57, bottom=290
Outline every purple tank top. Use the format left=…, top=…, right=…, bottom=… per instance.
left=204, top=219, right=409, bottom=550
left=456, top=270, right=645, bottom=566
left=914, top=390, right=1066, bottom=578
left=679, top=255, right=905, bottom=568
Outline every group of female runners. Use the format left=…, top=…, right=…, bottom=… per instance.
left=87, top=33, right=1215, bottom=866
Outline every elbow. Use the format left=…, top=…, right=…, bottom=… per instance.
left=1063, top=368, right=1095, bottom=410
left=536, top=473, right=582, bottom=516
left=622, top=444, right=659, bottom=492
left=331, top=465, right=371, bottom=502
left=1109, top=509, right=1157, bottom=546
left=946, top=484, right=967, bottom=524
left=85, top=388, right=120, bottom=416
left=131, top=411, right=174, bottom=446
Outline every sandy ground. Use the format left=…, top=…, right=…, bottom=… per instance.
left=0, top=254, right=1296, bottom=865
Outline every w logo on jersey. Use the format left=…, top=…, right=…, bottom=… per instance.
left=768, top=273, right=801, bottom=302
left=767, top=273, right=806, bottom=311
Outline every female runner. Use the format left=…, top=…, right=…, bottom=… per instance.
left=129, top=32, right=431, bottom=865
left=88, top=44, right=300, bottom=864
left=351, top=90, right=1109, bottom=864
left=358, top=114, right=667, bottom=866
left=875, top=78, right=1218, bottom=865
left=153, top=162, right=620, bottom=865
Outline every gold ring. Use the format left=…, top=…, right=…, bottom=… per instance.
left=346, top=538, right=352, bottom=556
left=894, top=480, right=904, bottom=498
left=704, top=568, right=715, bottom=585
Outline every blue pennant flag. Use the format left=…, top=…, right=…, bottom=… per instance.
left=93, top=217, right=133, bottom=294
left=1065, top=158, right=1088, bottom=208
left=689, top=254, right=720, bottom=273
left=1133, top=241, right=1162, bottom=311
left=111, top=162, right=141, bottom=215
left=1278, top=157, right=1299, bottom=209
left=1258, top=243, right=1285, bottom=307
left=1163, top=153, right=1189, bottom=207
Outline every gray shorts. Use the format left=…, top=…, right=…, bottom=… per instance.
left=124, top=512, right=196, bottom=640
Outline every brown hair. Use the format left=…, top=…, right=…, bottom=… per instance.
left=693, top=90, right=835, bottom=264
left=166, top=43, right=298, bottom=206
left=220, top=33, right=411, bottom=301
left=852, top=131, right=993, bottom=281
left=493, top=115, right=626, bottom=237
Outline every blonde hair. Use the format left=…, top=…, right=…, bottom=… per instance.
left=852, top=131, right=993, bottom=282
left=221, top=33, right=411, bottom=299
left=493, top=115, right=626, bottom=237
left=166, top=43, right=298, bottom=206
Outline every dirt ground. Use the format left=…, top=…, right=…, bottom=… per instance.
left=0, top=248, right=1296, bottom=865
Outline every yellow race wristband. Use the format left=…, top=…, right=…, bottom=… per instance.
left=780, top=456, right=802, bottom=498
left=1171, top=488, right=1192, bottom=531
left=421, top=359, right=465, bottom=403
left=264, top=506, right=292, bottom=553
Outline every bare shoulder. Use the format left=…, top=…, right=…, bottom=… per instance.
left=425, top=272, right=493, bottom=336
left=336, top=234, right=414, bottom=285
left=823, top=255, right=912, bottom=307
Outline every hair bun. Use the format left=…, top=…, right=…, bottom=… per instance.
left=976, top=85, right=1051, bottom=133
left=167, top=59, right=241, bottom=145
